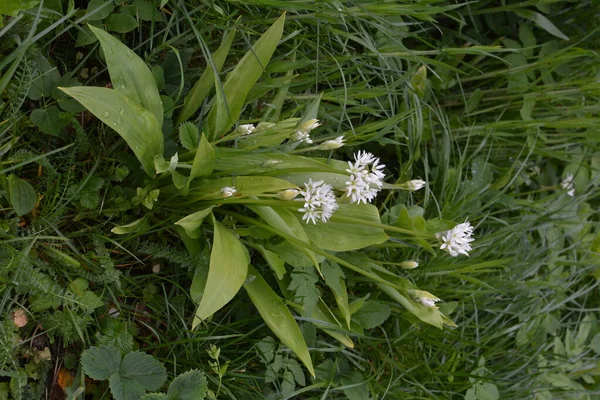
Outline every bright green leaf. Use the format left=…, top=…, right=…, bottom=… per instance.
left=111, top=217, right=149, bottom=235
left=192, top=217, right=248, bottom=325
left=244, top=266, right=314, bottom=376
left=88, top=25, right=163, bottom=125
left=174, top=207, right=214, bottom=239
left=189, top=133, right=215, bottom=181
left=178, top=122, right=199, bottom=151
left=59, top=86, right=163, bottom=176
left=188, top=176, right=297, bottom=200
left=206, top=14, right=286, bottom=139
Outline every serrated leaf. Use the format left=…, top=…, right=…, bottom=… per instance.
left=166, top=370, right=207, bottom=400
left=8, top=174, right=36, bottom=216
left=192, top=217, right=248, bottom=325
left=88, top=25, right=163, bottom=126
left=59, top=86, right=163, bottom=176
left=140, top=394, right=168, bottom=400
left=288, top=266, right=319, bottom=315
left=174, top=207, right=214, bottom=239
left=120, top=351, right=167, bottom=391
left=244, top=266, right=314, bottom=376
left=206, top=14, right=285, bottom=139
left=178, top=122, right=199, bottom=150
left=81, top=345, right=121, bottom=381
left=109, top=374, right=146, bottom=400
left=177, top=29, right=236, bottom=124
left=98, top=319, right=134, bottom=354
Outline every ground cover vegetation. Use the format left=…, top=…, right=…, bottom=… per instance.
left=0, top=0, right=599, bottom=399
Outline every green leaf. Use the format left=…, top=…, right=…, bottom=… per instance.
left=378, top=284, right=444, bottom=329
left=30, top=106, right=65, bottom=136
left=192, top=217, right=248, bottom=326
left=288, top=266, right=319, bottom=315
left=353, top=301, right=390, bottom=330
left=177, top=29, right=236, bottom=124
left=174, top=207, right=214, bottom=239
left=120, top=351, right=167, bottom=391
left=59, top=86, right=163, bottom=176
left=244, top=266, right=314, bottom=376
left=98, top=319, right=134, bottom=354
left=206, top=13, right=286, bottom=139
left=7, top=174, right=36, bottom=216
left=514, top=10, right=569, bottom=41
left=189, top=133, right=215, bottom=181
left=322, top=261, right=350, bottom=328
left=166, top=370, right=207, bottom=400
left=106, top=13, right=139, bottom=33
left=109, top=374, right=145, bottom=400
left=86, top=0, right=114, bottom=21
left=140, top=394, right=168, bottom=400
left=303, top=204, right=388, bottom=251
left=305, top=299, right=354, bottom=348
left=111, top=217, right=149, bottom=235
left=88, top=25, right=163, bottom=126
left=188, top=176, right=297, bottom=200
left=81, top=345, right=121, bottom=381
left=256, top=246, right=286, bottom=280
left=178, top=122, right=199, bottom=151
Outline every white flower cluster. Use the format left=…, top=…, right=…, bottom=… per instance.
left=345, top=151, right=385, bottom=204
left=298, top=179, right=339, bottom=224
left=292, top=119, right=321, bottom=144
left=237, top=124, right=255, bottom=135
left=436, top=221, right=475, bottom=257
left=560, top=172, right=575, bottom=197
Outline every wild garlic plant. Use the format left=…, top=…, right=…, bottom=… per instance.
left=60, top=16, right=475, bottom=375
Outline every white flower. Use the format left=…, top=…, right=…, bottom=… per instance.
left=399, top=261, right=419, bottom=269
left=237, top=124, right=255, bottom=135
left=298, top=179, right=339, bottom=224
left=436, top=221, right=475, bottom=257
left=220, top=186, right=237, bottom=198
left=319, top=136, right=345, bottom=150
left=404, top=179, right=426, bottom=191
left=293, top=119, right=321, bottom=144
left=276, top=189, right=300, bottom=201
left=560, top=173, right=575, bottom=197
left=409, top=290, right=440, bottom=308
left=344, top=151, right=385, bottom=204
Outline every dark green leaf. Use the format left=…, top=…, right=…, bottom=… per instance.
left=166, top=370, right=207, bottom=400
left=353, top=301, right=390, bottom=330
left=106, top=13, right=139, bottom=34
left=514, top=10, right=569, bottom=41
left=81, top=345, right=121, bottom=381
left=120, top=351, right=167, bottom=391
left=7, top=174, right=36, bottom=216
left=109, top=374, right=146, bottom=400
left=288, top=266, right=319, bottom=315
left=30, top=106, right=65, bottom=136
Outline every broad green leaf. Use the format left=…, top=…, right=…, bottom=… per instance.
left=30, top=106, right=65, bottom=136
left=249, top=206, right=319, bottom=271
left=89, top=25, right=163, bottom=125
left=109, top=374, right=145, bottom=400
left=59, top=86, right=163, bottom=176
left=308, top=300, right=354, bottom=348
left=353, top=301, right=390, bottom=330
left=244, top=266, right=314, bottom=376
left=7, top=174, right=36, bottom=216
left=514, top=10, right=568, bottom=41
left=166, top=370, right=207, bottom=400
left=189, top=134, right=215, bottom=181
left=106, top=12, right=139, bottom=33
left=192, top=217, right=248, bottom=325
left=174, top=207, right=214, bottom=239
left=111, top=217, right=149, bottom=235
left=206, top=14, right=286, bottom=139
left=188, top=176, right=297, bottom=200
left=322, top=261, right=350, bottom=328
left=120, top=351, right=167, bottom=391
left=276, top=171, right=349, bottom=191
left=303, top=204, right=388, bottom=251
left=256, top=245, right=286, bottom=280
left=177, top=29, right=236, bottom=124
left=86, top=0, right=114, bottom=21
left=81, top=345, right=120, bottom=381
left=214, top=149, right=338, bottom=175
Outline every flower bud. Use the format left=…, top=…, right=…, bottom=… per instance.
left=408, top=290, right=440, bottom=308
left=298, top=118, right=321, bottom=133
left=220, top=186, right=237, bottom=198
left=399, top=260, right=419, bottom=269
left=319, top=136, right=345, bottom=150
left=276, top=189, right=300, bottom=201
left=404, top=179, right=426, bottom=191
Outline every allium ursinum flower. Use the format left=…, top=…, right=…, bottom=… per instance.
left=404, top=179, right=426, bottom=191
left=436, top=221, right=475, bottom=257
left=344, top=151, right=385, bottom=204
left=319, top=136, right=345, bottom=150
left=399, top=261, right=419, bottom=269
left=560, top=173, right=575, bottom=197
left=298, top=179, right=339, bottom=224
left=292, top=119, right=321, bottom=144
left=220, top=186, right=237, bottom=198
left=409, top=290, right=441, bottom=308
left=237, top=124, right=255, bottom=135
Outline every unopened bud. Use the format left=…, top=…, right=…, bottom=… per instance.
left=404, top=179, right=426, bottom=191
left=399, top=260, right=419, bottom=269
left=319, top=136, right=345, bottom=150
left=220, top=186, right=237, bottom=198
left=276, top=189, right=300, bottom=201
left=408, top=290, right=440, bottom=308
left=298, top=118, right=320, bottom=133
